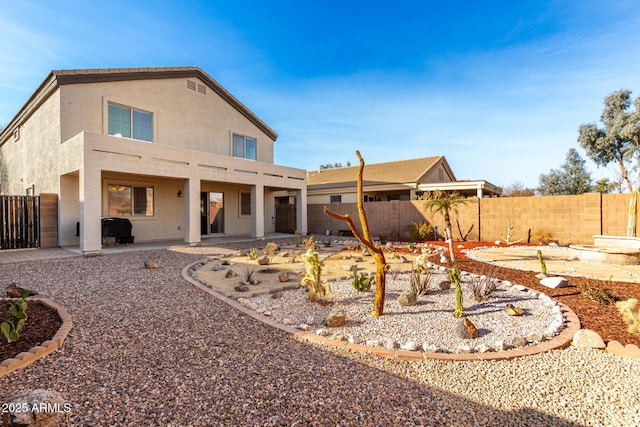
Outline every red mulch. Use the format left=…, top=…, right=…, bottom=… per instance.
left=0, top=300, right=62, bottom=362
left=425, top=241, right=640, bottom=348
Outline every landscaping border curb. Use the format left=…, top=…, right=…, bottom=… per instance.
left=183, top=259, right=583, bottom=361
left=0, top=298, right=72, bottom=379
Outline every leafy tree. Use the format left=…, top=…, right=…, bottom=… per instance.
left=319, top=161, right=351, bottom=170
left=578, top=89, right=640, bottom=193
left=538, top=149, right=593, bottom=195
left=501, top=180, right=535, bottom=197
left=593, top=178, right=619, bottom=194
left=424, top=191, right=467, bottom=262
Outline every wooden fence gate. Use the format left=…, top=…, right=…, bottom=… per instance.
left=0, top=195, right=40, bottom=249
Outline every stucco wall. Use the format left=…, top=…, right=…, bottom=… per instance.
left=59, top=78, right=275, bottom=163
left=0, top=89, right=62, bottom=195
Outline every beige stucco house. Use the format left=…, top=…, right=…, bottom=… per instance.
left=0, top=67, right=307, bottom=253
left=306, top=156, right=501, bottom=204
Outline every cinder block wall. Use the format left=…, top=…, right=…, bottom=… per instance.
left=308, top=193, right=639, bottom=245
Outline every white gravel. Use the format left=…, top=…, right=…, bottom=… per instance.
left=241, top=268, right=563, bottom=353
left=0, top=240, right=638, bottom=426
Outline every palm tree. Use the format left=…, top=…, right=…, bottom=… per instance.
left=424, top=191, right=467, bottom=262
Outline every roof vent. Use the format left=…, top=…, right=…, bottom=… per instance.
left=197, top=83, right=206, bottom=95
left=187, top=80, right=196, bottom=91
left=13, top=127, right=20, bottom=141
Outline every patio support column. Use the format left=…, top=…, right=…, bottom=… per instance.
left=296, top=188, right=308, bottom=235
left=476, top=185, right=484, bottom=198
left=184, top=178, right=201, bottom=246
left=79, top=166, right=102, bottom=254
left=251, top=183, right=264, bottom=238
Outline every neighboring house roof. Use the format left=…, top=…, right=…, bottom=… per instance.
left=306, top=156, right=454, bottom=189
left=0, top=66, right=277, bottom=145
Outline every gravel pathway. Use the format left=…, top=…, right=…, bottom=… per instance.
left=1, top=245, right=639, bottom=426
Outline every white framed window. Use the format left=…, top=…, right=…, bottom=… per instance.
left=239, top=191, right=251, bottom=217
left=107, top=184, right=154, bottom=216
left=108, top=103, right=153, bottom=142
left=329, top=195, right=342, bottom=203
left=232, top=134, right=257, bottom=160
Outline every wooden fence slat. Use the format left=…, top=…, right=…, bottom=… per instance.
left=0, top=195, right=41, bottom=249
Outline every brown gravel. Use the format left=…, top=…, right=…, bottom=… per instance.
left=0, top=239, right=638, bottom=426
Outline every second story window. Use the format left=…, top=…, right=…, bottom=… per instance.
left=108, top=103, right=153, bottom=142
left=233, top=134, right=257, bottom=160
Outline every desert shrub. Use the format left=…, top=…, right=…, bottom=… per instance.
left=302, top=237, right=330, bottom=301
left=531, top=229, right=554, bottom=244
left=410, top=265, right=433, bottom=296
left=615, top=298, right=640, bottom=334
left=248, top=248, right=259, bottom=260
left=410, top=221, right=434, bottom=242
left=263, top=242, right=278, bottom=258
left=351, top=268, right=372, bottom=293
left=466, top=267, right=498, bottom=302
left=577, top=281, right=615, bottom=305
left=1, top=294, right=28, bottom=343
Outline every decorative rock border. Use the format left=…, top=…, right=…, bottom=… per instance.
left=183, top=259, right=582, bottom=361
left=0, top=298, right=72, bottom=378
left=606, top=340, right=640, bottom=358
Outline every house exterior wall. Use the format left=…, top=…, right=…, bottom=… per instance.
left=59, top=78, right=275, bottom=163
left=0, top=88, right=62, bottom=195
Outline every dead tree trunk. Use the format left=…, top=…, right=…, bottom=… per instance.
left=324, top=151, right=388, bottom=316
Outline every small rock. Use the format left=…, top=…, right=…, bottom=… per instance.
left=234, top=285, right=249, bottom=292
left=256, top=307, right=266, bottom=314
left=400, top=341, right=419, bottom=351
left=572, top=329, right=606, bottom=349
left=540, top=276, right=570, bottom=288
left=144, top=261, right=159, bottom=269
left=440, top=254, right=449, bottom=263
left=211, top=264, right=226, bottom=271
left=297, top=323, right=309, bottom=331
left=225, top=270, right=237, bottom=278
left=315, top=328, right=329, bottom=336
left=306, top=316, right=315, bottom=325
left=362, top=247, right=370, bottom=256
left=383, top=339, right=399, bottom=350
left=455, top=318, right=479, bottom=339
left=354, top=256, right=364, bottom=262
left=280, top=251, right=290, bottom=257
left=347, top=335, right=362, bottom=344
left=513, top=284, right=527, bottom=291
left=493, top=340, right=506, bottom=351
left=278, top=273, right=290, bottom=282
left=511, top=336, right=527, bottom=348
left=397, top=290, right=418, bottom=306
left=325, top=309, right=346, bottom=327
left=477, top=344, right=492, bottom=353
left=505, top=303, right=524, bottom=316
left=366, top=339, right=380, bottom=347
left=437, top=280, right=451, bottom=291
left=527, top=333, right=543, bottom=343
left=282, top=318, right=292, bottom=325
left=271, top=291, right=283, bottom=299
left=535, top=273, right=547, bottom=279
left=342, top=264, right=357, bottom=271
left=422, top=343, right=439, bottom=352
left=5, top=283, right=38, bottom=298
left=456, top=344, right=472, bottom=353
left=257, top=255, right=270, bottom=265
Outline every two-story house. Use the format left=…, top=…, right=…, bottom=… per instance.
left=0, top=67, right=307, bottom=254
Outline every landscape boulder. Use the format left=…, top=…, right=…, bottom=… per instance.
left=325, top=308, right=346, bottom=327
left=540, top=276, right=570, bottom=288
left=455, top=318, right=479, bottom=339
left=2, top=389, right=66, bottom=427
left=397, top=290, right=417, bottom=306
left=572, top=328, right=606, bottom=349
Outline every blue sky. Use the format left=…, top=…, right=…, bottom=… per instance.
left=1, top=1, right=640, bottom=189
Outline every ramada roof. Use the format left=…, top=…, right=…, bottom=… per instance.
left=306, top=156, right=451, bottom=187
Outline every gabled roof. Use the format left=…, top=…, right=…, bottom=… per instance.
left=306, top=156, right=454, bottom=188
left=0, top=66, right=277, bottom=144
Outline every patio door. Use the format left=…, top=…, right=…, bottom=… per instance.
left=200, top=192, right=224, bottom=235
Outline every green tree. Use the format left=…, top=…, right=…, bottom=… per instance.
left=594, top=178, right=619, bottom=194
left=538, top=149, right=593, bottom=195
left=577, top=89, right=640, bottom=193
left=424, top=191, right=467, bottom=262
left=319, top=161, right=351, bottom=170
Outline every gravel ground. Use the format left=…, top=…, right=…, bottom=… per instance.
left=240, top=270, right=563, bottom=354
left=1, top=243, right=639, bottom=426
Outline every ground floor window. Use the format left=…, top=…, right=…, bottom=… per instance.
left=330, top=195, right=342, bottom=203
left=107, top=184, right=154, bottom=216
left=240, top=191, right=251, bottom=216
